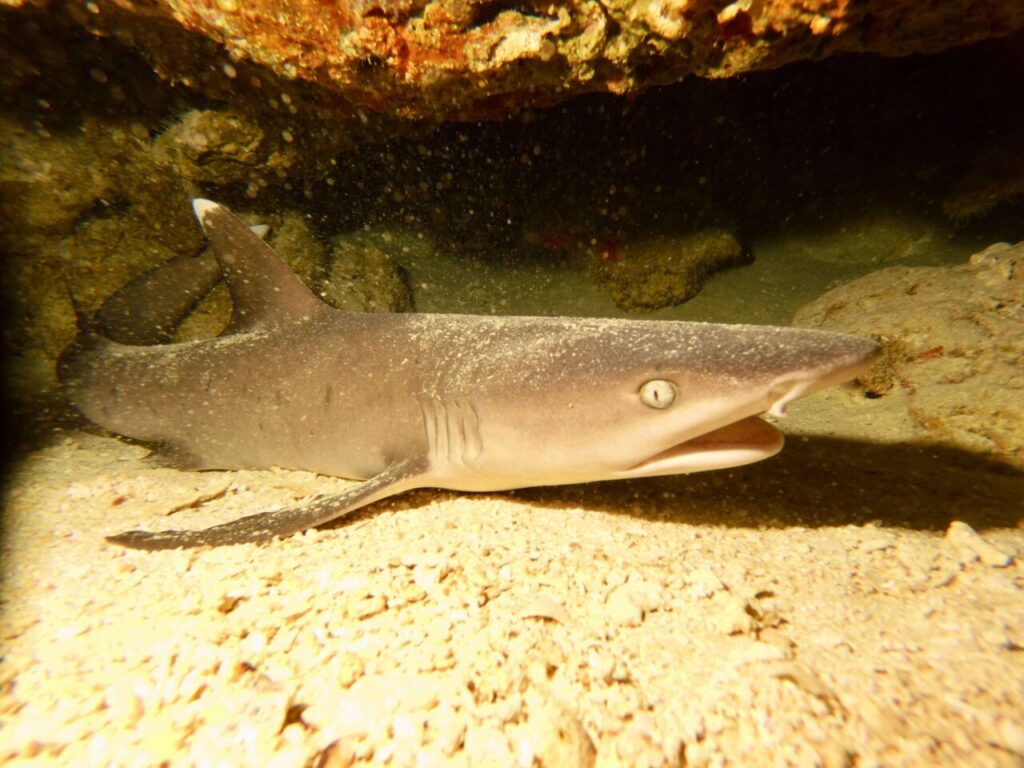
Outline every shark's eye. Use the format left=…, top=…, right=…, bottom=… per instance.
left=639, top=379, right=677, bottom=409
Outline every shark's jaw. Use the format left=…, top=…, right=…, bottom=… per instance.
left=619, top=416, right=784, bottom=478
left=614, top=353, right=876, bottom=479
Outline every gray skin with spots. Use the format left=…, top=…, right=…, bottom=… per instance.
left=59, top=199, right=879, bottom=550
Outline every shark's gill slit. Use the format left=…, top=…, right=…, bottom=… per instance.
left=452, top=400, right=468, bottom=465
left=445, top=399, right=461, bottom=464
left=435, top=399, right=450, bottom=463
left=465, top=401, right=483, bottom=462
left=419, top=398, right=440, bottom=464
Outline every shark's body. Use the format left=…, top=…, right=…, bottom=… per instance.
left=59, top=200, right=879, bottom=549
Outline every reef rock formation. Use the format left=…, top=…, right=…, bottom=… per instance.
left=38, top=0, right=1024, bottom=120
left=324, top=233, right=415, bottom=313
left=941, top=136, right=1024, bottom=221
left=794, top=241, right=1024, bottom=468
left=588, top=229, right=746, bottom=311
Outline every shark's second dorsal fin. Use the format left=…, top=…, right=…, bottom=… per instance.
left=192, top=199, right=325, bottom=333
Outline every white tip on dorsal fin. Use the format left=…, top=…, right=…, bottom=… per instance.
left=189, top=198, right=325, bottom=333
left=192, top=198, right=220, bottom=229
left=193, top=199, right=269, bottom=239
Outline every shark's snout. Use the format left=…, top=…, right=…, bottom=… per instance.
left=767, top=337, right=879, bottom=417
left=611, top=331, right=879, bottom=480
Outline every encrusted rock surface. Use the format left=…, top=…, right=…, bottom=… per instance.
left=794, top=240, right=1024, bottom=468
left=22, top=0, right=1024, bottom=120
left=588, top=228, right=746, bottom=311
left=941, top=136, right=1024, bottom=221
left=0, top=105, right=339, bottom=355
left=325, top=232, right=415, bottom=313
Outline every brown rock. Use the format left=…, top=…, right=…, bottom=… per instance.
left=941, top=136, right=1024, bottom=221
left=324, top=233, right=414, bottom=312
left=793, top=240, right=1024, bottom=467
left=0, top=115, right=124, bottom=239
left=50, top=0, right=1024, bottom=120
left=521, top=689, right=597, bottom=768
left=591, top=229, right=747, bottom=311
left=152, top=109, right=270, bottom=187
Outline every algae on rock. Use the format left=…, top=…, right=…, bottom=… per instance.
left=323, top=230, right=416, bottom=313
left=794, top=240, right=1024, bottom=467
left=588, top=229, right=748, bottom=311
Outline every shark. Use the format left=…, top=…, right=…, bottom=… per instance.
left=58, top=199, right=879, bottom=550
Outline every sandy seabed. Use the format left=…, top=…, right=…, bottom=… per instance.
left=1, top=377, right=1022, bottom=768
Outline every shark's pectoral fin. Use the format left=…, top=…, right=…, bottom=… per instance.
left=106, top=459, right=424, bottom=550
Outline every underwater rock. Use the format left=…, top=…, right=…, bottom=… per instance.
left=2, top=209, right=183, bottom=357
left=941, top=137, right=1024, bottom=221
left=0, top=109, right=271, bottom=250
left=152, top=109, right=269, bottom=186
left=517, top=690, right=596, bottom=768
left=1, top=260, right=74, bottom=357
left=0, top=112, right=200, bottom=353
left=0, top=115, right=130, bottom=242
left=62, top=214, right=182, bottom=312
left=590, top=229, right=746, bottom=311
left=323, top=232, right=415, bottom=313
left=0, top=70, right=390, bottom=359
left=794, top=240, right=1024, bottom=467
left=38, top=0, right=1024, bottom=120
left=150, top=108, right=304, bottom=194
left=775, top=212, right=959, bottom=267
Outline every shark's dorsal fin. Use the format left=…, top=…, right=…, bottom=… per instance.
left=192, top=198, right=325, bottom=333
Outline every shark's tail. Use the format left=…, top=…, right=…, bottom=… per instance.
left=91, top=250, right=224, bottom=346
left=56, top=281, right=110, bottom=389
left=87, top=215, right=274, bottom=346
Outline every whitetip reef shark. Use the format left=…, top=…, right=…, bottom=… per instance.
left=59, top=199, right=879, bottom=550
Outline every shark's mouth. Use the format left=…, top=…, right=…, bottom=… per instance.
left=624, top=416, right=784, bottom=477
left=622, top=353, right=877, bottom=479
